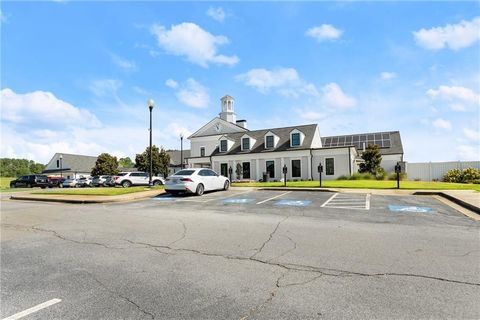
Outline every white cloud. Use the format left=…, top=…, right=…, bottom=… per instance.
left=206, top=7, right=226, bottom=22
left=463, top=128, right=480, bottom=141
left=150, top=22, right=239, bottom=67
left=0, top=9, right=7, bottom=23
left=305, top=24, right=343, bottom=41
left=165, top=79, right=179, bottom=89
left=111, top=54, right=137, bottom=71
left=166, top=78, right=210, bottom=108
left=456, top=145, right=480, bottom=160
left=427, top=85, right=480, bottom=112
left=380, top=72, right=397, bottom=80
left=296, top=110, right=328, bottom=122
left=432, top=118, right=452, bottom=131
left=235, top=67, right=319, bottom=97
left=0, top=88, right=100, bottom=127
left=321, top=83, right=356, bottom=108
left=89, top=79, right=122, bottom=97
left=413, top=17, right=480, bottom=50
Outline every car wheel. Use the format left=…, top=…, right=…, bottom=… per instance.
left=122, top=180, right=132, bottom=188
left=27, top=183, right=32, bottom=188
left=196, top=184, right=204, bottom=196
left=41, top=186, right=46, bottom=189
left=223, top=181, right=230, bottom=191
left=153, top=180, right=163, bottom=186
left=168, top=190, right=179, bottom=196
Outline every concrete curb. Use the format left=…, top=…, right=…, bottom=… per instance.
left=414, top=191, right=480, bottom=215
left=10, top=190, right=166, bottom=204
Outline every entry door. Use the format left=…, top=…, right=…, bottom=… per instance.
left=221, top=163, right=228, bottom=177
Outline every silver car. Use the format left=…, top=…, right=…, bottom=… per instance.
left=62, top=178, right=79, bottom=188
left=165, top=168, right=229, bottom=196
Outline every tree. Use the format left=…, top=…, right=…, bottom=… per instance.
left=119, top=157, right=135, bottom=168
left=135, top=145, right=170, bottom=178
left=235, top=163, right=242, bottom=180
left=358, top=144, right=382, bottom=174
left=91, top=153, right=119, bottom=176
left=0, top=158, right=45, bottom=177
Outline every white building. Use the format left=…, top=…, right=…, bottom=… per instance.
left=187, top=95, right=403, bottom=181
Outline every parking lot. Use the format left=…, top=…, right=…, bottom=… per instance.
left=1, top=189, right=479, bottom=319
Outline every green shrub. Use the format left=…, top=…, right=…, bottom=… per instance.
left=375, top=168, right=386, bottom=180
left=387, top=172, right=407, bottom=181
left=462, top=167, right=480, bottom=183
left=337, top=175, right=349, bottom=180
left=443, top=168, right=463, bottom=183
left=350, top=172, right=375, bottom=180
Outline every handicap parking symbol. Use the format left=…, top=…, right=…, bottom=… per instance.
left=223, top=198, right=255, bottom=204
left=153, top=196, right=176, bottom=201
left=388, top=205, right=434, bottom=213
left=274, top=199, right=312, bottom=207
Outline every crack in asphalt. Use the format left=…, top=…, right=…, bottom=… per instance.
left=11, top=224, right=480, bottom=288
left=250, top=216, right=289, bottom=259
left=168, top=219, right=187, bottom=246
left=88, top=272, right=155, bottom=319
left=267, top=234, right=297, bottom=263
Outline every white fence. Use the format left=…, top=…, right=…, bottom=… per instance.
left=406, top=161, right=480, bottom=181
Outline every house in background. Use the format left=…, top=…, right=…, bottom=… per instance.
left=43, top=153, right=97, bottom=179
left=166, top=149, right=191, bottom=176
left=187, top=95, right=404, bottom=181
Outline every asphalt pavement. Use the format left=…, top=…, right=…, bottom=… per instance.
left=1, top=190, right=479, bottom=319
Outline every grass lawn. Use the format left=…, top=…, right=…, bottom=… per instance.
left=232, top=180, right=480, bottom=191
left=33, top=186, right=164, bottom=196
left=0, top=177, right=31, bottom=193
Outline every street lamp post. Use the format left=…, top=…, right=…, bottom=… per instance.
left=180, top=133, right=184, bottom=169
left=148, top=99, right=155, bottom=186
left=59, top=155, right=63, bottom=178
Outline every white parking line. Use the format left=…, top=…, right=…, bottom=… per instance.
left=365, top=194, right=371, bottom=210
left=2, top=299, right=61, bottom=320
left=256, top=191, right=292, bottom=205
left=321, top=193, right=338, bottom=207
left=203, top=190, right=253, bottom=203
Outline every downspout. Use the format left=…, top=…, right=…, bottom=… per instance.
left=309, top=148, right=313, bottom=180
left=348, top=147, right=352, bottom=176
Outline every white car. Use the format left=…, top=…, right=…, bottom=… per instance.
left=113, top=172, right=165, bottom=188
left=62, top=178, right=79, bottom=188
left=165, top=168, right=229, bottom=196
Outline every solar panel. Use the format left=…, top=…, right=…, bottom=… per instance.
left=322, top=132, right=392, bottom=150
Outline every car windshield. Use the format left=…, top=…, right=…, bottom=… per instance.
left=174, top=170, right=195, bottom=176
left=117, top=173, right=127, bottom=176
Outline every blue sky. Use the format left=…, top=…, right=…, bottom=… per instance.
left=1, top=1, right=479, bottom=164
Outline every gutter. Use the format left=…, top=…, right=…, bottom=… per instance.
left=309, top=148, right=314, bottom=180
left=348, top=147, right=352, bottom=175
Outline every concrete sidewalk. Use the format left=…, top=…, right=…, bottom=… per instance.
left=9, top=189, right=165, bottom=204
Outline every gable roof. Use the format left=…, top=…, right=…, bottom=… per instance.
left=44, top=153, right=98, bottom=173
left=321, top=131, right=403, bottom=155
left=188, top=117, right=248, bottom=139
left=212, top=124, right=319, bottom=156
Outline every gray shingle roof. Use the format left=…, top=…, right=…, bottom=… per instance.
left=212, top=124, right=318, bottom=156
left=166, top=150, right=191, bottom=166
left=321, top=131, right=403, bottom=155
left=46, top=153, right=98, bottom=173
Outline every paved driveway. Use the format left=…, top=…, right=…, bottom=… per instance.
left=1, top=190, right=479, bottom=319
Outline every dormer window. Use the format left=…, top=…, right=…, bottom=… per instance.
left=265, top=135, right=274, bottom=148
left=200, top=147, right=205, bottom=157
left=291, top=133, right=301, bottom=147
left=220, top=140, right=228, bottom=152
left=242, top=137, right=250, bottom=150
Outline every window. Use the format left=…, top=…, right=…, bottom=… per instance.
left=242, top=162, right=251, bottom=179
left=200, top=147, right=205, bottom=157
left=266, top=161, right=275, bottom=178
left=242, top=137, right=250, bottom=150
left=175, top=170, right=194, bottom=176
left=291, top=133, right=301, bottom=147
left=325, top=158, right=334, bottom=175
left=198, top=170, right=209, bottom=176
left=265, top=135, right=274, bottom=148
left=220, top=140, right=228, bottom=152
left=131, top=172, right=147, bottom=177
left=206, top=170, right=218, bottom=176
left=56, top=159, right=60, bottom=167
left=292, top=160, right=301, bottom=177
left=221, top=163, right=228, bottom=177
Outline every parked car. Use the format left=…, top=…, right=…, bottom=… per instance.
left=62, top=178, right=79, bottom=188
left=165, top=168, right=229, bottom=196
left=103, top=176, right=116, bottom=187
left=47, top=176, right=66, bottom=188
left=76, top=177, right=92, bottom=187
left=113, top=172, right=165, bottom=188
left=91, top=175, right=111, bottom=187
left=10, top=175, right=49, bottom=189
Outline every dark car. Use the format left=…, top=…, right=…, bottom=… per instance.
left=10, top=175, right=49, bottom=188
left=47, top=177, right=66, bottom=188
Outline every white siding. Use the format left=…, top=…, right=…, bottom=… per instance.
left=312, top=148, right=353, bottom=180
left=381, top=154, right=403, bottom=173
left=406, top=161, right=480, bottom=181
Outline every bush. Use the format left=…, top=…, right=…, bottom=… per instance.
left=387, top=172, right=407, bottom=181
left=337, top=175, right=349, bottom=180
left=462, top=167, right=480, bottom=183
left=375, top=168, right=386, bottom=180
left=349, top=172, right=375, bottom=180
left=443, top=168, right=480, bottom=183
left=443, top=168, right=463, bottom=183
